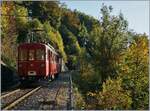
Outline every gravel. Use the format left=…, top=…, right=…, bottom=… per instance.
left=12, top=72, right=71, bottom=110
left=1, top=88, right=34, bottom=109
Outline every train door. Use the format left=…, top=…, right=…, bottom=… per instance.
left=27, top=49, right=36, bottom=76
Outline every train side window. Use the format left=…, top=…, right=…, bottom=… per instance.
left=29, top=50, right=35, bottom=60
left=19, top=49, right=27, bottom=60
left=36, top=49, right=45, bottom=60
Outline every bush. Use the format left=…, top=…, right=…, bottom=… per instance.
left=96, top=77, right=132, bottom=110
left=73, top=86, right=85, bottom=109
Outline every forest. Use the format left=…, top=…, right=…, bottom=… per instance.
left=1, top=1, right=149, bottom=110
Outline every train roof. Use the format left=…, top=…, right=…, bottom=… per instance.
left=19, top=43, right=58, bottom=55
left=45, top=43, right=58, bottom=55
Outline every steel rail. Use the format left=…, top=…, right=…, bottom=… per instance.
left=0, top=89, right=20, bottom=99
left=2, top=86, right=41, bottom=110
left=67, top=72, right=73, bottom=110
left=51, top=82, right=62, bottom=110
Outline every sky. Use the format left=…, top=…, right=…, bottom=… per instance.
left=60, top=1, right=149, bottom=35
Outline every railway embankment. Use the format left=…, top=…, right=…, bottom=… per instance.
left=1, top=61, right=19, bottom=92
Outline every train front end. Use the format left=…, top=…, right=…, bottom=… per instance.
left=18, top=43, right=47, bottom=82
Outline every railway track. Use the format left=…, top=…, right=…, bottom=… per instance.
left=1, top=86, right=41, bottom=110
left=1, top=72, right=73, bottom=110
left=33, top=73, right=72, bottom=110
left=38, top=82, right=62, bottom=110
left=1, top=89, right=21, bottom=99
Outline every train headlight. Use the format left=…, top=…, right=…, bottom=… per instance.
left=41, top=64, right=45, bottom=67
left=19, top=64, right=22, bottom=67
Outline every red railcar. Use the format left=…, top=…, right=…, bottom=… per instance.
left=17, top=43, right=62, bottom=82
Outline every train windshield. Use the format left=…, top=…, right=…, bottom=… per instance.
left=29, top=50, right=35, bottom=60
left=19, top=49, right=27, bottom=60
left=36, top=49, right=45, bottom=60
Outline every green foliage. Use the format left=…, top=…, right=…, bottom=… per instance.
left=61, top=9, right=80, bottom=36
left=73, top=85, right=86, bottom=109
left=73, top=49, right=101, bottom=94
left=14, top=4, right=28, bottom=30
left=119, top=34, right=149, bottom=109
left=43, top=22, right=67, bottom=62
left=77, top=23, right=89, bottom=47
left=91, top=4, right=128, bottom=82
left=14, top=3, right=29, bottom=43
left=75, top=10, right=99, bottom=32
left=23, top=1, right=61, bottom=29
left=97, top=77, right=132, bottom=110
left=87, top=23, right=102, bottom=57
left=1, top=2, right=18, bottom=68
left=59, top=25, right=81, bottom=69
left=28, top=18, right=43, bottom=30
left=17, top=18, right=43, bottom=43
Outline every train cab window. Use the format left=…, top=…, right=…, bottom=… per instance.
left=29, top=50, right=35, bottom=60
left=36, top=49, right=45, bottom=60
left=19, top=49, right=27, bottom=60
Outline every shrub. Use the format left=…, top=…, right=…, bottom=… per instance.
left=97, top=77, right=132, bottom=110
left=73, top=86, right=85, bottom=110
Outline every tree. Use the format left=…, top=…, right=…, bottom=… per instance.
left=23, top=1, right=62, bottom=29
left=1, top=1, right=18, bottom=68
left=12, top=2, right=29, bottom=43
left=61, top=9, right=80, bottom=36
left=74, top=10, right=99, bottom=32
left=77, top=23, right=89, bottom=47
left=119, top=34, right=149, bottom=109
left=59, top=25, right=81, bottom=69
left=91, top=4, right=128, bottom=82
